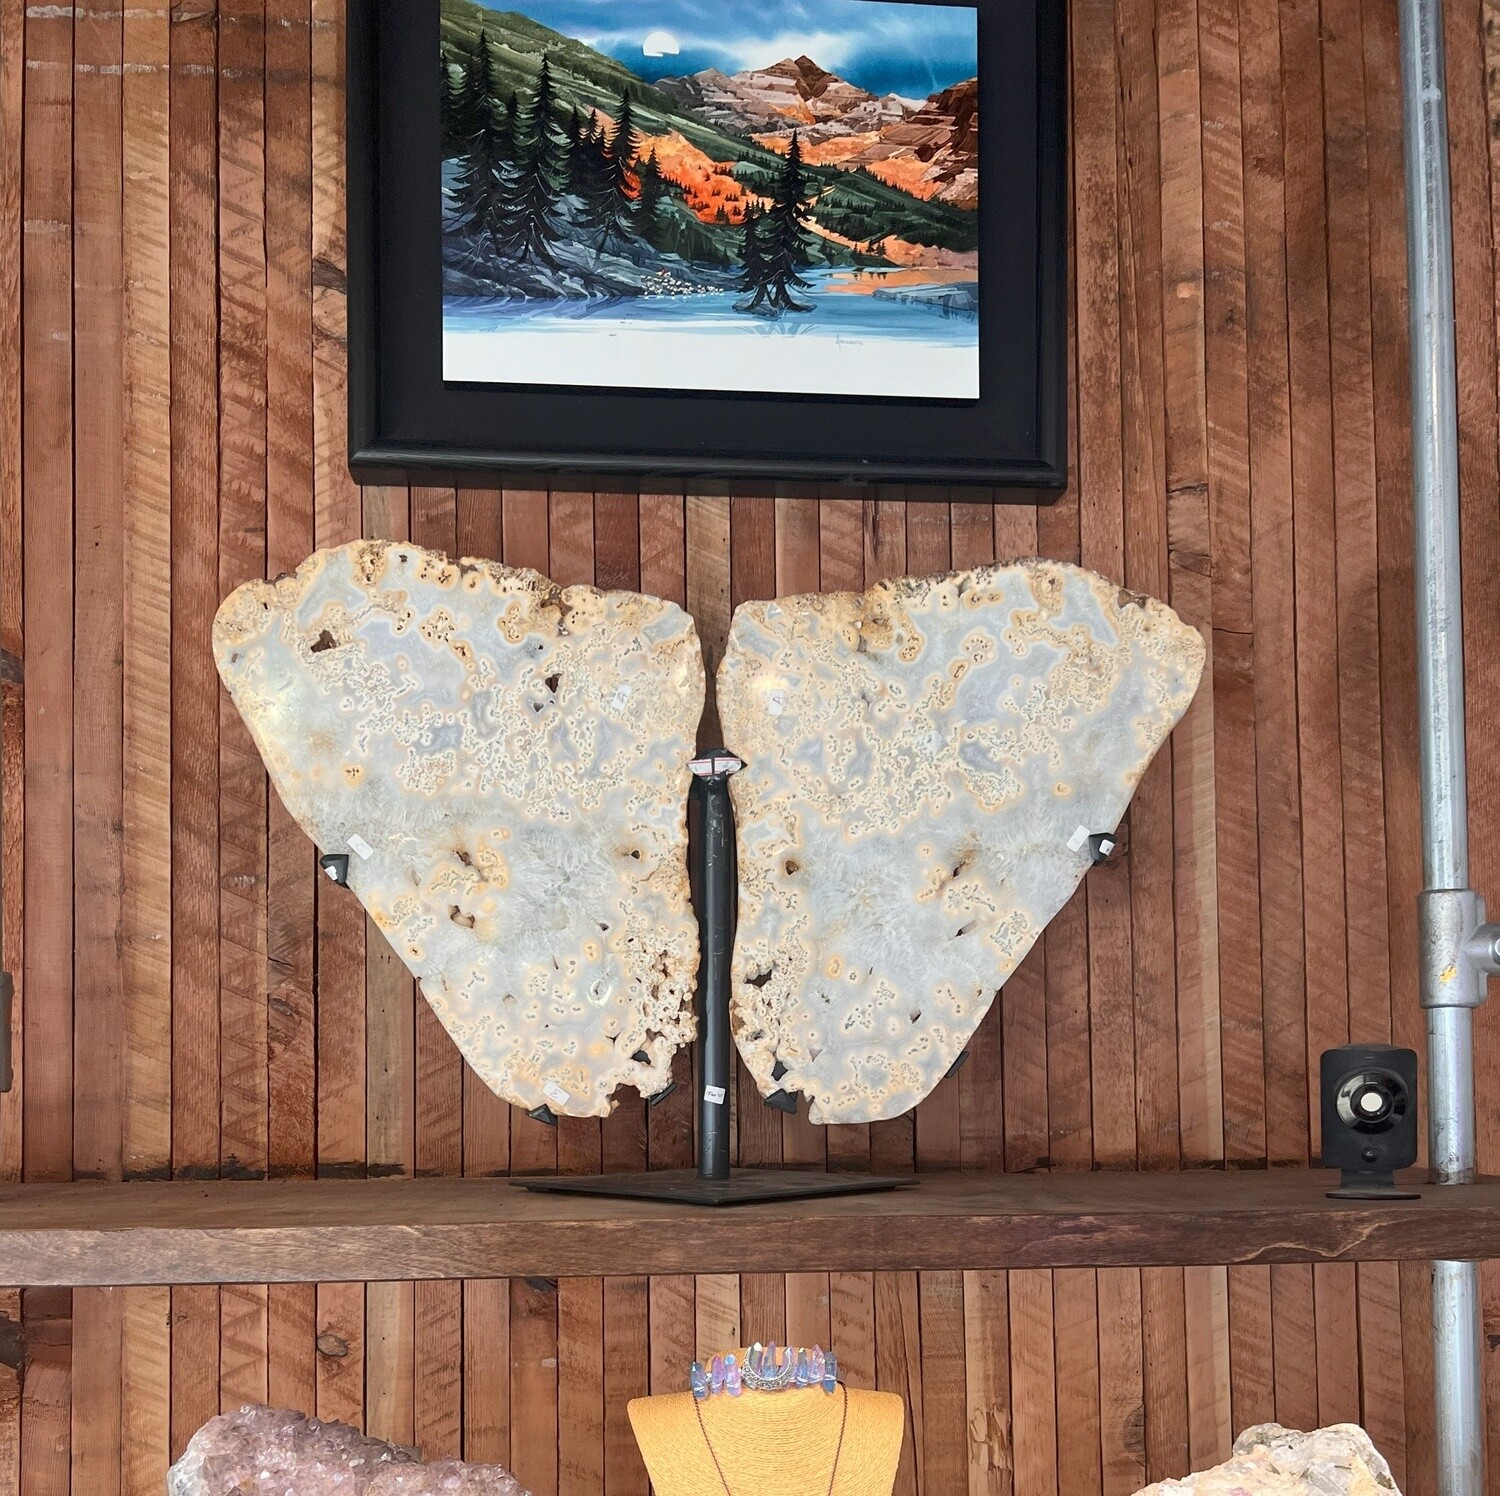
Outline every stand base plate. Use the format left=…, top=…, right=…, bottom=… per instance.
left=512, top=1167, right=915, bottom=1207
left=1326, top=1185, right=1422, bottom=1201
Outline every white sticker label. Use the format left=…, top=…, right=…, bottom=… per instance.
left=348, top=834, right=374, bottom=861
left=542, top=1080, right=571, bottom=1108
left=610, top=684, right=631, bottom=710
left=1066, top=825, right=1090, bottom=853
left=704, top=1085, right=727, bottom=1106
left=767, top=691, right=785, bottom=717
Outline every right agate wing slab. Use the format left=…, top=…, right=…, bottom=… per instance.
left=719, top=561, right=1205, bottom=1125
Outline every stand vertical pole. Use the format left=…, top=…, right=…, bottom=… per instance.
left=691, top=752, right=740, bottom=1184
left=1397, top=0, right=1486, bottom=1486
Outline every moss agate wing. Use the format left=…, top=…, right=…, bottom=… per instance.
left=213, top=540, right=705, bottom=1118
left=719, top=561, right=1205, bottom=1126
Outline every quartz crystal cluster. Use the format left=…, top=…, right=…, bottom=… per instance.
left=690, top=1343, right=839, bottom=1398
left=214, top=540, right=705, bottom=1117
left=719, top=560, right=1204, bottom=1124
left=1132, top=1423, right=1400, bottom=1495
left=168, top=1406, right=532, bottom=1495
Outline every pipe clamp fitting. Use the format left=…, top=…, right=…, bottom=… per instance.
left=1419, top=888, right=1500, bottom=1008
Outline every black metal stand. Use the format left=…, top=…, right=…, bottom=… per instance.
left=516, top=751, right=913, bottom=1207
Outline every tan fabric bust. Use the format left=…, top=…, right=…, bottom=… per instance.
left=628, top=1368, right=904, bottom=1496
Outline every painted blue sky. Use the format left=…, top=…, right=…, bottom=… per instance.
left=478, top=0, right=978, bottom=102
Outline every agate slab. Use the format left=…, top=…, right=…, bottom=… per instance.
left=719, top=561, right=1205, bottom=1125
left=214, top=540, right=704, bottom=1117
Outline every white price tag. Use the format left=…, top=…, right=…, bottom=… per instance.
left=610, top=684, right=631, bottom=710
left=1066, top=825, right=1090, bottom=853
left=704, top=1085, right=727, bottom=1106
left=542, top=1080, right=571, bottom=1109
left=348, top=834, right=374, bottom=861
left=767, top=690, right=785, bottom=718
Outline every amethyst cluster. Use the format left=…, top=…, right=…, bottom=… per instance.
left=167, top=1406, right=532, bottom=1496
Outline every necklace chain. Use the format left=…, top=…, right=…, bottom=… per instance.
left=694, top=1382, right=849, bottom=1496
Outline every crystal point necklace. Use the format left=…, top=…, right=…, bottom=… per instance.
left=694, top=1382, right=849, bottom=1496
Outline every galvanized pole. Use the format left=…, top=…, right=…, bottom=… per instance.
left=1398, top=0, right=1492, bottom=1487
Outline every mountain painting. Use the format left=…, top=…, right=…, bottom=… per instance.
left=440, top=0, right=981, bottom=400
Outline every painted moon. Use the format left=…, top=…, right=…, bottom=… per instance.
left=642, top=28, right=680, bottom=56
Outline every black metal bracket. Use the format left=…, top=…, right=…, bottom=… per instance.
left=319, top=853, right=351, bottom=887
left=1087, top=831, right=1119, bottom=865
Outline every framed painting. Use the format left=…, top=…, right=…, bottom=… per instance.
left=347, top=0, right=1067, bottom=493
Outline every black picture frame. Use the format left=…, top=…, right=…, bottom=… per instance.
left=346, top=0, right=1068, bottom=497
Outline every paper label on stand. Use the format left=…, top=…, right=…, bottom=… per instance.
left=703, top=1085, right=727, bottom=1106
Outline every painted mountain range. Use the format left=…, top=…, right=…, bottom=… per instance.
left=657, top=58, right=979, bottom=209
left=440, top=0, right=980, bottom=302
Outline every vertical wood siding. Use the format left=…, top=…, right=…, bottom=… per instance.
left=0, top=0, right=1496, bottom=1491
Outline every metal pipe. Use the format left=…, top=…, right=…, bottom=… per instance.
left=691, top=756, right=739, bottom=1183
left=1398, top=0, right=1485, bottom=1486
left=1433, top=1260, right=1485, bottom=1494
left=1401, top=0, right=1466, bottom=896
left=1427, top=1006, right=1476, bottom=1185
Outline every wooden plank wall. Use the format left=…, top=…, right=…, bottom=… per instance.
left=0, top=0, right=1498, bottom=1490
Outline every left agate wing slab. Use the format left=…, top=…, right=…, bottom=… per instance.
left=719, top=560, right=1205, bottom=1126
left=213, top=540, right=704, bottom=1118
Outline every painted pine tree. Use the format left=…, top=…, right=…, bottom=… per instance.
left=735, top=208, right=771, bottom=309
left=738, top=133, right=815, bottom=313
left=634, top=149, right=671, bottom=247
left=450, top=91, right=513, bottom=246
left=451, top=28, right=496, bottom=146
left=581, top=91, right=642, bottom=252
left=497, top=56, right=569, bottom=266
left=563, top=105, right=589, bottom=194
left=441, top=56, right=462, bottom=158
left=570, top=111, right=616, bottom=233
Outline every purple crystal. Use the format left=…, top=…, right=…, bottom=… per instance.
left=795, top=1350, right=811, bottom=1388
left=810, top=1346, right=825, bottom=1382
left=690, top=1362, right=709, bottom=1401
left=823, top=1352, right=839, bottom=1394
left=725, top=1354, right=742, bottom=1397
left=710, top=1354, right=726, bottom=1393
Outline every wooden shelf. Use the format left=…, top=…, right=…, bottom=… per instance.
left=2, top=1169, right=1497, bottom=1287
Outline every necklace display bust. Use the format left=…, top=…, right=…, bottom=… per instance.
left=628, top=1360, right=904, bottom=1496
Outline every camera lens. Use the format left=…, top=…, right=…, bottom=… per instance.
left=1336, top=1069, right=1408, bottom=1134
